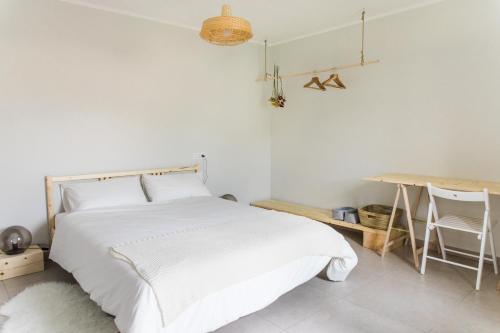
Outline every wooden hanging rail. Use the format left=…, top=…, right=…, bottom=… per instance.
left=257, top=9, right=379, bottom=82
left=257, top=59, right=380, bottom=81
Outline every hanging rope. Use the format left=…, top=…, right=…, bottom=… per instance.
left=361, top=9, right=366, bottom=66
left=264, top=40, right=268, bottom=80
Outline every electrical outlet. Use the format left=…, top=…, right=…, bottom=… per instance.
left=192, top=152, right=206, bottom=159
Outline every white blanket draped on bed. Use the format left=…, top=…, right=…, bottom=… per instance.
left=110, top=198, right=357, bottom=327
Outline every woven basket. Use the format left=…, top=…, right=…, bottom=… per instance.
left=359, top=205, right=402, bottom=230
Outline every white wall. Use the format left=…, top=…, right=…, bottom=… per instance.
left=0, top=0, right=270, bottom=244
left=269, top=0, right=500, bottom=253
left=2, top=0, right=499, bottom=254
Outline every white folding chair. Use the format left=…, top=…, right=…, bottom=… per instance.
left=420, top=183, right=498, bottom=290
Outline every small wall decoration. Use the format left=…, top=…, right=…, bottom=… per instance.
left=268, top=65, right=286, bottom=108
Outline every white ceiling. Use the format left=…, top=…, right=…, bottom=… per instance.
left=60, top=0, right=444, bottom=45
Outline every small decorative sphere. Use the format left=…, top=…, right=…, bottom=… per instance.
left=0, top=226, right=32, bottom=255
left=220, top=194, right=238, bottom=202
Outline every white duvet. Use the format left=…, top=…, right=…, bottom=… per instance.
left=50, top=197, right=357, bottom=333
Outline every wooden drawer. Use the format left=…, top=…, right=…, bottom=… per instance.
left=0, top=246, right=43, bottom=270
left=0, top=261, right=44, bottom=281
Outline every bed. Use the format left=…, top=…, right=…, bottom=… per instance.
left=46, top=165, right=358, bottom=333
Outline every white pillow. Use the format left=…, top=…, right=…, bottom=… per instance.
left=62, top=176, right=148, bottom=212
left=142, top=173, right=211, bottom=203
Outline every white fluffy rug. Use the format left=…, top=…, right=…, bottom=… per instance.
left=0, top=282, right=117, bottom=333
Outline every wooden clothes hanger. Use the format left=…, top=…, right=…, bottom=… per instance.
left=322, top=74, right=346, bottom=89
left=304, top=77, right=326, bottom=91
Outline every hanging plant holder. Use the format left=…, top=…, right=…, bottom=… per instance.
left=268, top=65, right=286, bottom=108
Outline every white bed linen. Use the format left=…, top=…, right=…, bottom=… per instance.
left=50, top=197, right=357, bottom=333
left=142, top=173, right=211, bottom=203
left=62, top=176, right=147, bottom=212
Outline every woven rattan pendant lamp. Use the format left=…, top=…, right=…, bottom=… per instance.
left=200, top=4, right=253, bottom=46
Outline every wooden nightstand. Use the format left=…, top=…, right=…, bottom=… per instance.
left=0, top=245, right=44, bottom=281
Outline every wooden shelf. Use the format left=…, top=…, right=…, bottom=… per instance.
left=252, top=200, right=377, bottom=233
left=251, top=199, right=407, bottom=252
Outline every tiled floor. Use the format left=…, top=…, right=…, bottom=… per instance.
left=1, top=232, right=499, bottom=333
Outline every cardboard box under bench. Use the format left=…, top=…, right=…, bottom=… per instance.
left=251, top=200, right=406, bottom=253
left=0, top=245, right=44, bottom=281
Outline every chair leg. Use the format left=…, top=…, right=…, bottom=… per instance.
left=490, top=232, right=498, bottom=275
left=420, top=224, right=432, bottom=275
left=421, top=203, right=433, bottom=275
left=436, top=227, right=447, bottom=260
left=488, top=219, right=498, bottom=275
left=476, top=232, right=488, bottom=290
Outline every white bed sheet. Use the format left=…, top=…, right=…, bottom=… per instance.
left=50, top=197, right=357, bottom=333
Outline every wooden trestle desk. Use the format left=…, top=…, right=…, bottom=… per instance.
left=365, top=173, right=500, bottom=270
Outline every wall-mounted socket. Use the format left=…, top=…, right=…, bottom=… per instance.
left=192, top=152, right=206, bottom=159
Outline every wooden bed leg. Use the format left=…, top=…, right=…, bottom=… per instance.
left=381, top=184, right=401, bottom=257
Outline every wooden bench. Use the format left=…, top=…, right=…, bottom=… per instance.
left=251, top=200, right=406, bottom=252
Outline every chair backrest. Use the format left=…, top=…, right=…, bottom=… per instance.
left=427, top=183, right=490, bottom=221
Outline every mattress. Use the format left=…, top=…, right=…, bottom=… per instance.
left=49, top=197, right=357, bottom=333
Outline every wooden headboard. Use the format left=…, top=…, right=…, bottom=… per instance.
left=45, top=164, right=200, bottom=241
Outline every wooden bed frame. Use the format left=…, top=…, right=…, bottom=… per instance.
left=45, top=164, right=200, bottom=240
